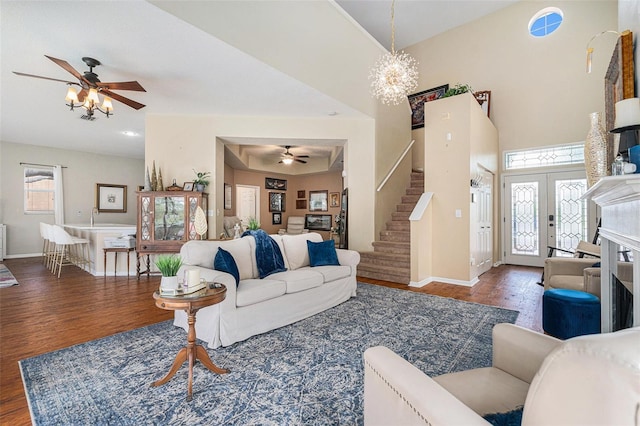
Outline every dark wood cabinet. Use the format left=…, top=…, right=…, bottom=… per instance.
left=136, top=191, right=208, bottom=277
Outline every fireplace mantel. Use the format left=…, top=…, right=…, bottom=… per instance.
left=584, top=175, right=640, bottom=332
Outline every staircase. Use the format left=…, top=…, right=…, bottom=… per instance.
left=358, top=171, right=423, bottom=284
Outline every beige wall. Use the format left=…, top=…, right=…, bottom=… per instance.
left=229, top=169, right=342, bottom=238
left=407, top=0, right=618, bottom=171
left=422, top=94, right=498, bottom=283
left=0, top=141, right=143, bottom=257
left=145, top=114, right=376, bottom=251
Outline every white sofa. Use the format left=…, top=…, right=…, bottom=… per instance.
left=364, top=323, right=640, bottom=425
left=174, top=232, right=360, bottom=348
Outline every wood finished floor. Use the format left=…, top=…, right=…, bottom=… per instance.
left=0, top=257, right=543, bottom=425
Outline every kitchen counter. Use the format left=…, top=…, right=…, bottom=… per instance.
left=63, top=224, right=136, bottom=276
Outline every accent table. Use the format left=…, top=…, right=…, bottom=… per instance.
left=152, top=284, right=229, bottom=401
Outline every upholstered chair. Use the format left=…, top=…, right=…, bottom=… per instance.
left=364, top=323, right=640, bottom=425
left=222, top=216, right=242, bottom=238
left=278, top=216, right=308, bottom=235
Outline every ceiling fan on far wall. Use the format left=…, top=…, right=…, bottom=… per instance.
left=13, top=55, right=146, bottom=120
left=278, top=146, right=309, bottom=165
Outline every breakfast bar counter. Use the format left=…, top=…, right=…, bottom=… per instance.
left=63, top=224, right=136, bottom=277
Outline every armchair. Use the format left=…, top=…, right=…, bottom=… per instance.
left=364, top=323, right=640, bottom=425
left=545, top=258, right=633, bottom=298
left=222, top=216, right=242, bottom=239
left=278, top=216, right=308, bottom=235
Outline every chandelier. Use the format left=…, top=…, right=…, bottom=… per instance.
left=369, top=0, right=419, bottom=105
left=65, top=86, right=113, bottom=120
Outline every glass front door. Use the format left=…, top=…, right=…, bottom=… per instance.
left=504, top=170, right=592, bottom=267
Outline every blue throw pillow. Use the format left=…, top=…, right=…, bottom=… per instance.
left=483, top=407, right=523, bottom=426
left=307, top=240, right=340, bottom=267
left=214, top=247, right=240, bottom=286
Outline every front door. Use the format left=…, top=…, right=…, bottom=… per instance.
left=504, top=170, right=592, bottom=267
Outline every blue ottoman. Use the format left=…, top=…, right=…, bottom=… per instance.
left=543, top=289, right=600, bottom=339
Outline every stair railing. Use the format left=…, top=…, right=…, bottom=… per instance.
left=376, top=139, right=415, bottom=192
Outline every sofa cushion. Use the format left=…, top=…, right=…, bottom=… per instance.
left=214, top=248, right=239, bottom=286
left=236, top=278, right=286, bottom=307
left=282, top=233, right=323, bottom=270
left=268, top=269, right=324, bottom=294
left=302, top=265, right=351, bottom=283
left=307, top=240, right=340, bottom=267
left=181, top=239, right=254, bottom=280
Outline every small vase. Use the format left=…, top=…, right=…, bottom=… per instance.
left=160, top=276, right=179, bottom=293
left=584, top=112, right=608, bottom=187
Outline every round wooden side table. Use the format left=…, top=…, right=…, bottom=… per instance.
left=152, top=284, right=229, bottom=401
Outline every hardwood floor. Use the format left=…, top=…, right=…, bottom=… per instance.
left=0, top=257, right=543, bottom=425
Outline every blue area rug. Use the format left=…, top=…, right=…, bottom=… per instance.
left=20, top=283, right=518, bottom=425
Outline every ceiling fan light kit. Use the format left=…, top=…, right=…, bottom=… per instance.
left=13, top=55, right=146, bottom=121
left=278, top=145, right=309, bottom=165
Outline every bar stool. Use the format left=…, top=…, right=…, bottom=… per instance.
left=103, top=247, right=134, bottom=277
left=51, top=225, right=90, bottom=277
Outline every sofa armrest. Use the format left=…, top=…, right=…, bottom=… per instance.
left=336, top=249, right=360, bottom=267
left=492, top=324, right=561, bottom=384
left=364, top=346, right=489, bottom=426
left=543, top=257, right=599, bottom=287
left=583, top=267, right=601, bottom=298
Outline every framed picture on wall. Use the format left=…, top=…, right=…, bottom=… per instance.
left=272, top=213, right=282, bottom=225
left=408, top=84, right=449, bottom=130
left=305, top=214, right=332, bottom=231
left=296, top=199, right=307, bottom=210
left=96, top=183, right=127, bottom=213
left=309, top=190, right=328, bottom=212
left=329, top=192, right=340, bottom=208
left=224, top=183, right=232, bottom=210
left=269, top=192, right=286, bottom=212
left=265, top=178, right=287, bottom=190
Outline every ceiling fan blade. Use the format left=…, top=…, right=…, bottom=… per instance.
left=295, top=155, right=310, bottom=158
left=12, top=71, right=78, bottom=85
left=295, top=159, right=307, bottom=164
left=44, top=55, right=89, bottom=85
left=101, top=88, right=145, bottom=110
left=77, top=89, right=87, bottom=102
left=97, top=81, right=146, bottom=92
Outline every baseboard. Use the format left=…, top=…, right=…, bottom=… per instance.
left=4, top=253, right=41, bottom=259
left=409, top=275, right=479, bottom=288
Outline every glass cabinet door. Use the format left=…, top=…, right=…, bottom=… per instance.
left=154, top=196, right=186, bottom=241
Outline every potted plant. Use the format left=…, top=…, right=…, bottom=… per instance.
left=443, top=83, right=473, bottom=98
left=247, top=217, right=260, bottom=230
left=192, top=169, right=211, bottom=192
left=156, top=254, right=183, bottom=293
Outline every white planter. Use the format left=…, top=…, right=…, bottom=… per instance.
left=160, top=276, right=179, bottom=292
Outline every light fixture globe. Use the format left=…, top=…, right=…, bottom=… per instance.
left=369, top=50, right=418, bottom=105
left=369, top=0, right=419, bottom=106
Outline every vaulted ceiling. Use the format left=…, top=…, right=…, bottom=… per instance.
left=1, top=0, right=518, bottom=166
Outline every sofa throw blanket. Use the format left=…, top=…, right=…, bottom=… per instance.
left=242, top=229, right=287, bottom=278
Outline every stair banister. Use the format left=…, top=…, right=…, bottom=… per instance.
left=376, top=140, right=415, bottom=192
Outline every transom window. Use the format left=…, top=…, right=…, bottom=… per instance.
left=529, top=7, right=563, bottom=38
left=505, top=143, right=585, bottom=170
left=24, top=167, right=55, bottom=213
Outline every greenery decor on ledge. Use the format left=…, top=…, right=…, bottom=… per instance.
left=443, top=83, right=473, bottom=97
left=192, top=170, right=211, bottom=191
left=155, top=255, right=183, bottom=277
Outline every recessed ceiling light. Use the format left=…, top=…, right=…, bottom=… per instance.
left=328, top=112, right=339, bottom=116
left=122, top=131, right=140, bottom=137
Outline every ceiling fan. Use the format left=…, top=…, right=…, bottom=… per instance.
left=278, top=145, right=309, bottom=164
left=13, top=55, right=146, bottom=119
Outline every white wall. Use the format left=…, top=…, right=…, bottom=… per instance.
left=0, top=141, right=143, bottom=256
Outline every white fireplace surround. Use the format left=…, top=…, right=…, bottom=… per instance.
left=583, top=175, right=640, bottom=332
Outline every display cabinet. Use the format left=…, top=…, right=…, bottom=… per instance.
left=136, top=191, right=208, bottom=278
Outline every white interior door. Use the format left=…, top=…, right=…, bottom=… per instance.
left=504, top=170, right=591, bottom=267
left=471, top=170, right=494, bottom=276
left=236, top=185, right=260, bottom=228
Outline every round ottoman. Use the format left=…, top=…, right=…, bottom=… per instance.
left=543, top=289, right=601, bottom=339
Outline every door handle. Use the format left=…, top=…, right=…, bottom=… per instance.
left=548, top=214, right=554, bottom=221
